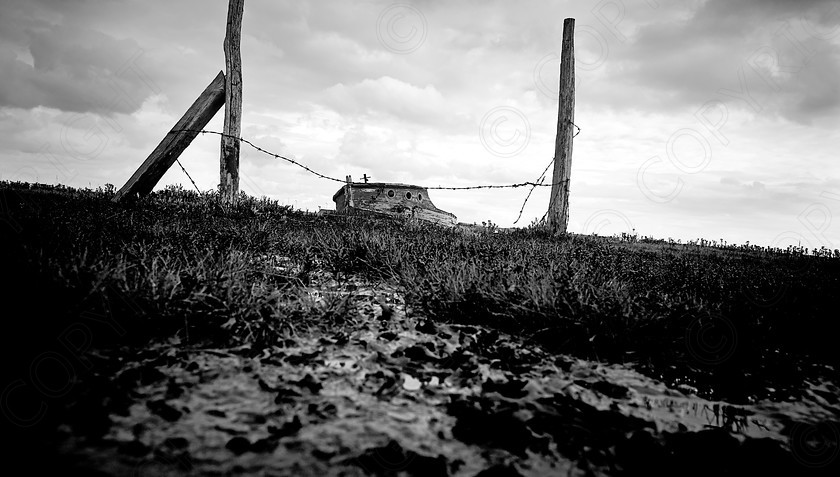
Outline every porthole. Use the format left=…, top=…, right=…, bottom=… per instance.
left=405, top=191, right=412, bottom=200
left=387, top=189, right=395, bottom=198
left=418, top=194, right=423, bottom=201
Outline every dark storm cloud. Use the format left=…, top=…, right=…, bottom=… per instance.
left=613, top=0, right=840, bottom=122
left=0, top=4, right=158, bottom=115
left=775, top=47, right=840, bottom=122
left=692, top=0, right=840, bottom=30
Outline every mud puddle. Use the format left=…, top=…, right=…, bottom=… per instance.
left=54, top=279, right=840, bottom=476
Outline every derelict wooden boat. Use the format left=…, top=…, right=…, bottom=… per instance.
left=329, top=181, right=457, bottom=227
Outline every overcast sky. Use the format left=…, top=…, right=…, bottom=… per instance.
left=2, top=0, right=839, bottom=247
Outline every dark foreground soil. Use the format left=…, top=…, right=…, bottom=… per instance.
left=8, top=277, right=838, bottom=477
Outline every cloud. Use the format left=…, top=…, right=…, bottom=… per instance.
left=0, top=0, right=838, bottom=246
left=692, top=0, right=840, bottom=32
left=773, top=46, right=840, bottom=123
left=322, top=76, right=449, bottom=126
left=720, top=176, right=766, bottom=191
left=603, top=0, right=840, bottom=122
left=0, top=24, right=156, bottom=115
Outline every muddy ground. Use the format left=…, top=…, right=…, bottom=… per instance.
left=14, top=274, right=835, bottom=477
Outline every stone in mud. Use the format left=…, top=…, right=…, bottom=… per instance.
left=312, top=447, right=336, bottom=460
left=226, top=436, right=251, bottom=455
left=416, top=320, right=437, bottom=335
left=116, top=364, right=165, bottom=387
left=146, top=399, right=183, bottom=422
left=258, top=377, right=277, bottom=392
left=164, top=378, right=184, bottom=399
left=250, top=436, right=280, bottom=454
left=139, top=365, right=166, bottom=385
left=284, top=349, right=321, bottom=366
left=478, top=329, right=500, bottom=345
left=268, top=415, right=302, bottom=437
left=372, top=373, right=399, bottom=397
left=473, top=463, right=525, bottom=477
left=485, top=343, right=540, bottom=374
left=377, top=301, right=395, bottom=321
left=118, top=440, right=151, bottom=457
left=440, top=349, right=476, bottom=371
left=590, top=380, right=631, bottom=399
left=274, top=387, right=303, bottom=404
left=526, top=393, right=655, bottom=462
left=482, top=378, right=529, bottom=399
left=402, top=343, right=440, bottom=362
left=294, top=374, right=323, bottom=394
left=448, top=397, right=534, bottom=457
left=554, top=356, right=574, bottom=372
left=348, top=439, right=448, bottom=477
left=308, top=402, right=338, bottom=418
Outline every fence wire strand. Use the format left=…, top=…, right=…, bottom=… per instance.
left=173, top=129, right=346, bottom=184
left=175, top=159, right=201, bottom=193
left=513, top=156, right=555, bottom=225
left=169, top=129, right=580, bottom=192
left=509, top=120, right=577, bottom=224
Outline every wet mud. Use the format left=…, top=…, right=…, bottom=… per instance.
left=48, top=279, right=840, bottom=476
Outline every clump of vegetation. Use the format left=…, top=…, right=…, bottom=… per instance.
left=2, top=181, right=838, bottom=402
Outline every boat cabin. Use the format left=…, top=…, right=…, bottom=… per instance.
left=330, top=181, right=457, bottom=226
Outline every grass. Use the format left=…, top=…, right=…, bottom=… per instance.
left=2, top=180, right=838, bottom=402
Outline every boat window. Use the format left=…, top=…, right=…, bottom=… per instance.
left=405, top=191, right=412, bottom=200
left=387, top=189, right=395, bottom=198
left=418, top=194, right=423, bottom=201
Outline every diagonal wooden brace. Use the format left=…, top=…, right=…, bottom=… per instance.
left=113, top=70, right=226, bottom=202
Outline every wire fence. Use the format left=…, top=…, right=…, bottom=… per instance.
left=175, top=159, right=201, bottom=193
left=170, top=126, right=581, bottom=221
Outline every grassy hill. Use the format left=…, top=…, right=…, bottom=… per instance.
left=2, top=180, right=838, bottom=475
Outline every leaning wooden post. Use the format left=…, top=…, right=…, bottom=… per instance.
left=113, top=71, right=226, bottom=202
left=547, top=18, right=576, bottom=233
left=220, top=0, right=245, bottom=204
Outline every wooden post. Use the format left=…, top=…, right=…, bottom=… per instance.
left=547, top=18, right=576, bottom=233
left=345, top=175, right=353, bottom=208
left=113, top=71, right=226, bottom=202
left=220, top=0, right=244, bottom=204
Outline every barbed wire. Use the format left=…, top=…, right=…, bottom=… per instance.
left=175, top=159, right=201, bottom=193
left=513, top=156, right=555, bottom=225
left=173, top=129, right=346, bottom=184
left=510, top=121, right=578, bottom=224
left=426, top=180, right=560, bottom=190
left=169, top=129, right=579, bottom=191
